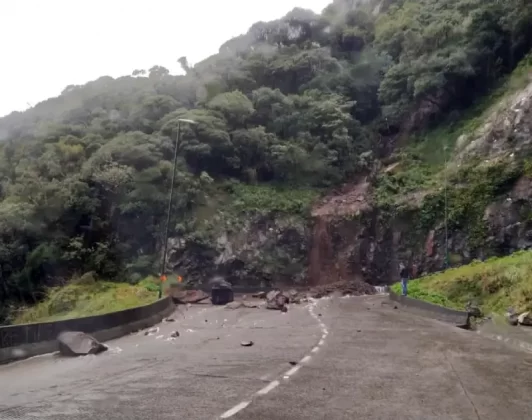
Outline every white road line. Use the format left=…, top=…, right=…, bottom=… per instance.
left=300, top=355, right=312, bottom=364
left=285, top=365, right=301, bottom=377
left=219, top=299, right=329, bottom=418
left=256, top=380, right=280, bottom=396
left=220, top=401, right=251, bottom=418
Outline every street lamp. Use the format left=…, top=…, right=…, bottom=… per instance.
left=443, top=141, right=449, bottom=269
left=159, top=118, right=196, bottom=298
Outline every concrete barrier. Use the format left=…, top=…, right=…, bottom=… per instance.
left=0, top=297, right=174, bottom=364
left=389, top=291, right=470, bottom=328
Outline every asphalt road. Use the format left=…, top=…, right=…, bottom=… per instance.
left=1, top=295, right=532, bottom=419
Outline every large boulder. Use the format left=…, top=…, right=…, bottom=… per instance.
left=518, top=311, right=532, bottom=326
left=170, top=288, right=210, bottom=304
left=211, top=276, right=234, bottom=305
left=266, top=290, right=289, bottom=310
left=57, top=331, right=108, bottom=357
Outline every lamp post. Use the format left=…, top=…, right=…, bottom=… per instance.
left=159, top=118, right=196, bottom=298
left=443, top=140, right=449, bottom=269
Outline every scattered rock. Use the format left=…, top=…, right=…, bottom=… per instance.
left=357, top=329, right=362, bottom=332
left=266, top=290, right=289, bottom=310
left=289, top=361, right=297, bottom=365
left=164, top=318, right=176, bottom=322
left=144, top=327, right=159, bottom=336
left=170, top=331, right=180, bottom=338
left=243, top=301, right=260, bottom=308
left=393, top=305, right=398, bottom=309
left=281, top=305, right=288, bottom=313
left=518, top=311, right=532, bottom=326
left=252, top=291, right=267, bottom=299
left=506, top=308, right=519, bottom=325
left=57, top=332, right=108, bottom=357
left=170, top=288, right=210, bottom=304
left=225, top=301, right=243, bottom=309
left=306, top=280, right=376, bottom=299
left=240, top=341, right=254, bottom=347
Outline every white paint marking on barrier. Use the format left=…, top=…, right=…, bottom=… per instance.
left=311, top=346, right=320, bottom=353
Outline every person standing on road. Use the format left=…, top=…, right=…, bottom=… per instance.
left=399, top=263, right=409, bottom=296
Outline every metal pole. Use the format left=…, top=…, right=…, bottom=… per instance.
left=444, top=140, right=449, bottom=269
left=159, top=121, right=181, bottom=298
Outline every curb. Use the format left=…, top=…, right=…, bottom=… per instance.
left=389, top=291, right=470, bottom=329
left=0, top=297, right=175, bottom=364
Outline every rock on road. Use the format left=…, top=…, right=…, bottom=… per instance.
left=1, top=295, right=531, bottom=419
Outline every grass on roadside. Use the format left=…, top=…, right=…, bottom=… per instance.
left=13, top=274, right=160, bottom=325
left=391, top=250, right=532, bottom=315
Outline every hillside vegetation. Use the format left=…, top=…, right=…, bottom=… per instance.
left=1, top=0, right=531, bottom=323
left=12, top=274, right=159, bottom=324
left=391, top=250, right=532, bottom=315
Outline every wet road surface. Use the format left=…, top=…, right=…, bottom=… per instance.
left=1, top=295, right=532, bottom=419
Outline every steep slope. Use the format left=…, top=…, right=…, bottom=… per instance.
left=309, top=54, right=532, bottom=285
left=0, top=0, right=531, bottom=321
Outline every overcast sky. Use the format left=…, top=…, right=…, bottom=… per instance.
left=0, top=0, right=331, bottom=117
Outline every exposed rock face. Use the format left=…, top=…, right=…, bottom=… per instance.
left=164, top=82, right=532, bottom=288
left=306, top=81, right=532, bottom=285
left=167, top=214, right=310, bottom=287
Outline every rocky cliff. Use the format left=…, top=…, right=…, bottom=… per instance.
left=166, top=184, right=315, bottom=287
left=309, top=78, right=532, bottom=285
left=167, top=77, right=532, bottom=288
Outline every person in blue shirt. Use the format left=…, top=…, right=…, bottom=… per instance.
left=399, top=263, right=409, bottom=296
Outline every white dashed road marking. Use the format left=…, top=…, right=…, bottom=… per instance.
left=219, top=298, right=329, bottom=418
left=300, top=355, right=312, bottom=364
left=220, top=401, right=251, bottom=419
left=256, top=380, right=280, bottom=396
